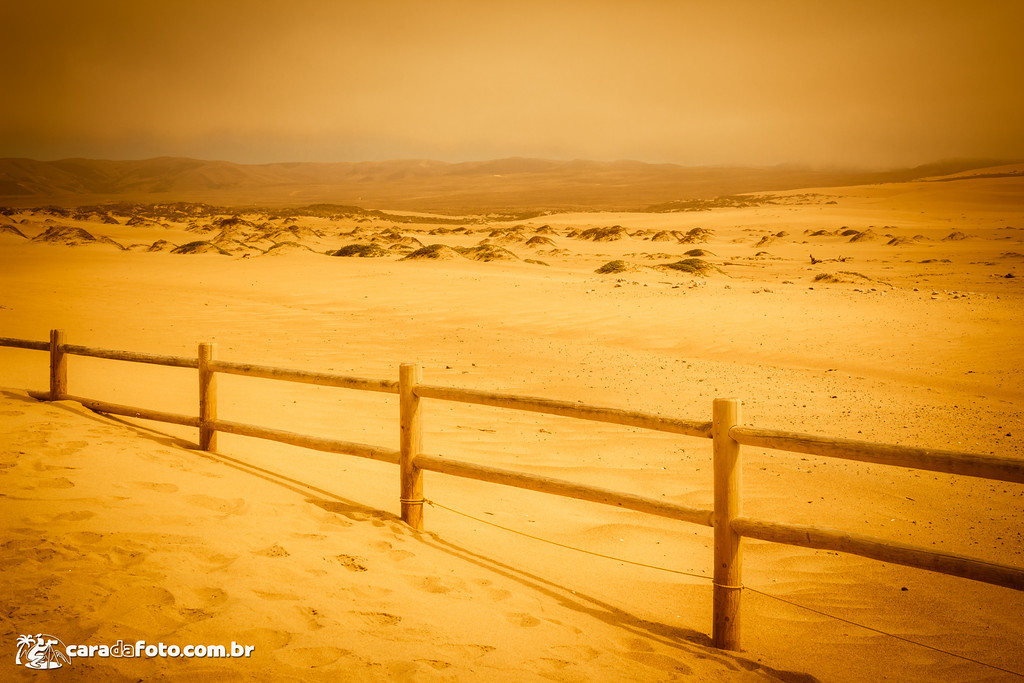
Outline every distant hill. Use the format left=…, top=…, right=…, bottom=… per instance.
left=0, top=156, right=1009, bottom=214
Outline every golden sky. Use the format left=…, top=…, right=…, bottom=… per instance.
left=2, top=0, right=1022, bottom=167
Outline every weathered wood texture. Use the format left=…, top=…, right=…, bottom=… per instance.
left=206, top=359, right=398, bottom=394
left=62, top=344, right=198, bottom=368
left=712, top=398, right=743, bottom=651
left=732, top=517, right=1024, bottom=592
left=49, top=329, right=68, bottom=400
left=210, top=418, right=400, bottom=464
left=414, top=453, right=715, bottom=527
left=730, top=426, right=1024, bottom=484
left=415, top=383, right=713, bottom=437
left=198, top=343, right=217, bottom=451
left=0, top=337, right=49, bottom=351
left=399, top=364, right=425, bottom=530
left=60, top=394, right=201, bottom=427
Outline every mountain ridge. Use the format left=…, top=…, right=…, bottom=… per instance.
left=0, top=156, right=1011, bottom=213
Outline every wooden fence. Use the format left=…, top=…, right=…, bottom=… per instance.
left=2, top=329, right=1023, bottom=651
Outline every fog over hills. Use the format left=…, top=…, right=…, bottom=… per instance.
left=0, top=156, right=1008, bottom=213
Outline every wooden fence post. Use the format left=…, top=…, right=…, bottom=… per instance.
left=712, top=397, right=743, bottom=650
left=399, top=363, right=424, bottom=530
left=49, top=329, right=67, bottom=400
left=199, top=342, right=217, bottom=451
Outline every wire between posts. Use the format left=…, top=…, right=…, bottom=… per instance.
left=423, top=498, right=1024, bottom=679
left=423, top=499, right=712, bottom=581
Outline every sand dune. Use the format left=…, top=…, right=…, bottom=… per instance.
left=0, top=156, right=1010, bottom=213
left=1, top=167, right=1023, bottom=680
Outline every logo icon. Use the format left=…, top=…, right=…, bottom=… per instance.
left=16, top=634, right=71, bottom=670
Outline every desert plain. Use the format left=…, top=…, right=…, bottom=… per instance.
left=1, top=164, right=1023, bottom=681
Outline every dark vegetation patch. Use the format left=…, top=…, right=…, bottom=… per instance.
left=31, top=225, right=125, bottom=249
left=456, top=244, right=519, bottom=261
left=595, top=260, right=629, bottom=274
left=264, top=241, right=314, bottom=255
left=572, top=226, right=631, bottom=241
left=0, top=224, right=27, bottom=238
left=170, top=240, right=232, bottom=255
left=332, top=243, right=390, bottom=258
left=660, top=258, right=716, bottom=275
left=677, top=227, right=713, bottom=244
left=402, top=244, right=463, bottom=260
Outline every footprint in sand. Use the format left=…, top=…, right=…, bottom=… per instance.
left=410, top=575, right=469, bottom=595
left=254, top=590, right=300, bottom=601
left=36, top=476, right=75, bottom=489
left=329, top=554, right=368, bottom=572
left=32, top=459, right=76, bottom=471
left=184, top=586, right=229, bottom=609
left=621, top=638, right=693, bottom=675
left=66, top=530, right=104, bottom=544
left=133, top=481, right=179, bottom=493
left=295, top=605, right=327, bottom=631
left=275, top=646, right=347, bottom=668
left=356, top=611, right=402, bottom=627
left=371, top=540, right=414, bottom=562
left=549, top=644, right=601, bottom=663
left=0, top=538, right=44, bottom=553
left=473, top=578, right=511, bottom=602
left=255, top=544, right=290, bottom=558
left=236, top=627, right=291, bottom=652
left=58, top=441, right=90, bottom=456
left=439, top=643, right=495, bottom=660
left=505, top=612, right=542, bottom=627
left=187, top=549, right=238, bottom=571
left=96, top=544, right=147, bottom=568
left=186, top=494, right=248, bottom=516
left=49, top=510, right=95, bottom=522
left=98, top=585, right=176, bottom=615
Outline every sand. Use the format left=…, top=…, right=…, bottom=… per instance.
left=1, top=168, right=1023, bottom=681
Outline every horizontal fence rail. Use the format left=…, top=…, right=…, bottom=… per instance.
left=210, top=418, right=401, bottom=465
left=63, top=344, right=199, bottom=369
left=206, top=359, right=399, bottom=394
left=730, top=426, right=1024, bottom=484
left=414, top=452, right=715, bottom=527
left=415, top=383, right=714, bottom=438
left=732, top=517, right=1024, bottom=592
left=0, top=336, right=49, bottom=352
left=2, top=329, right=1022, bottom=656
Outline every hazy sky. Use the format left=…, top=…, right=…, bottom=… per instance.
left=2, top=0, right=1022, bottom=168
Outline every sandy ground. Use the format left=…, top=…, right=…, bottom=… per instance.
left=1, top=168, right=1023, bottom=680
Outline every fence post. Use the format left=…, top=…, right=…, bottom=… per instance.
left=49, top=329, right=67, bottom=400
left=199, top=342, right=217, bottom=451
left=712, top=397, right=743, bottom=650
left=399, top=363, right=424, bottom=530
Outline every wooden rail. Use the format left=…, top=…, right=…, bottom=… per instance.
left=207, top=358, right=399, bottom=394
left=414, top=452, right=715, bottom=527
left=2, top=329, right=1022, bottom=655
left=415, top=383, right=713, bottom=438
left=730, top=425, right=1024, bottom=484
left=732, top=517, right=1024, bottom=592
